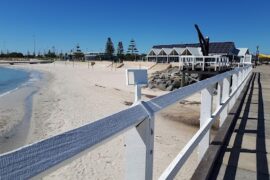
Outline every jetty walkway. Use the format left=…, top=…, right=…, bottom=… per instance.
left=193, top=65, right=270, bottom=180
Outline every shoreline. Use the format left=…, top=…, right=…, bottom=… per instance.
left=0, top=65, right=30, bottom=97
left=0, top=67, right=45, bottom=153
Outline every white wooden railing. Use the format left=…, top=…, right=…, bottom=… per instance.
left=180, top=55, right=230, bottom=71
left=0, top=65, right=252, bottom=180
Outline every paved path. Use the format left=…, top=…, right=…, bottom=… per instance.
left=211, top=65, right=270, bottom=179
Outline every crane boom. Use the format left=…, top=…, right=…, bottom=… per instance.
left=194, top=24, right=209, bottom=56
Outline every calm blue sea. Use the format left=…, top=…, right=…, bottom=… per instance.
left=0, top=67, right=30, bottom=96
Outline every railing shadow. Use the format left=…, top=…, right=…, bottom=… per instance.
left=210, top=72, right=269, bottom=179
left=223, top=72, right=256, bottom=179
left=256, top=73, right=269, bottom=179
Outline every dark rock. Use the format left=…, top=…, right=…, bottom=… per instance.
left=166, top=85, right=174, bottom=91
left=172, top=79, right=181, bottom=88
left=166, top=81, right=172, bottom=87
left=154, top=74, right=159, bottom=78
left=155, top=79, right=162, bottom=84
left=191, top=74, right=198, bottom=78
left=148, top=83, right=155, bottom=89
left=148, top=66, right=187, bottom=91
left=167, top=67, right=179, bottom=74
left=159, top=73, right=166, bottom=79
left=173, top=72, right=180, bottom=77
left=149, top=77, right=155, bottom=82
left=157, top=83, right=167, bottom=91
left=164, top=73, right=170, bottom=79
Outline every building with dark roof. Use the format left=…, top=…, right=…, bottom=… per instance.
left=152, top=42, right=238, bottom=55
left=147, top=42, right=242, bottom=63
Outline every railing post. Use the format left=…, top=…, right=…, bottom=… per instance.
left=220, top=77, right=230, bottom=127
left=218, top=57, right=221, bottom=71
left=235, top=70, right=241, bottom=98
left=229, top=72, right=238, bottom=110
left=241, top=68, right=245, bottom=90
left=135, top=85, right=142, bottom=103
left=244, top=67, right=247, bottom=85
left=249, top=66, right=252, bottom=76
left=192, top=57, right=195, bottom=70
left=222, top=57, right=224, bottom=70
left=125, top=102, right=155, bottom=180
left=216, top=81, right=223, bottom=111
left=198, top=85, right=213, bottom=160
left=202, top=57, right=205, bottom=71
left=215, top=57, right=217, bottom=71
left=179, top=56, right=181, bottom=70
left=238, top=68, right=243, bottom=92
left=242, top=68, right=245, bottom=81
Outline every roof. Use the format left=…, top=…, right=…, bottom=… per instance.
left=153, top=48, right=161, bottom=55
left=237, top=48, right=249, bottom=56
left=172, top=47, right=185, bottom=55
left=161, top=48, right=172, bottom=55
left=148, top=48, right=161, bottom=55
left=186, top=47, right=202, bottom=56
left=152, top=42, right=238, bottom=55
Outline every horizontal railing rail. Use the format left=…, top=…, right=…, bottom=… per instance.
left=0, top=65, right=252, bottom=180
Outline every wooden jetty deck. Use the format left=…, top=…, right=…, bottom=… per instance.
left=192, top=65, right=270, bottom=180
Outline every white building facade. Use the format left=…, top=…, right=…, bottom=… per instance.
left=147, top=47, right=203, bottom=63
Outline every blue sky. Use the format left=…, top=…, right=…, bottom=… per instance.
left=0, top=0, right=269, bottom=54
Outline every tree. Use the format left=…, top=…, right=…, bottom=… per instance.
left=0, top=50, right=4, bottom=58
left=0, top=51, right=24, bottom=58
left=26, top=51, right=31, bottom=58
left=9, top=52, right=24, bottom=58
left=127, top=39, right=138, bottom=55
left=117, top=41, right=124, bottom=60
left=59, top=51, right=64, bottom=60
left=44, top=49, right=57, bottom=59
left=73, top=44, right=84, bottom=60
left=127, top=39, right=139, bottom=61
left=37, top=51, right=43, bottom=58
left=105, top=37, right=115, bottom=60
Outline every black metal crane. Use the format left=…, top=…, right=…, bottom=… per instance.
left=194, top=24, right=209, bottom=56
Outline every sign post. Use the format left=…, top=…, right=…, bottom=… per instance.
left=126, top=69, right=148, bottom=103
left=125, top=69, right=153, bottom=180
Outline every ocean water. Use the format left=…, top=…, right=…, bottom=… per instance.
left=0, top=67, right=30, bottom=96
left=0, top=67, right=42, bottom=152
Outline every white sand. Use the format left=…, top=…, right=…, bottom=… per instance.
left=5, top=61, right=207, bottom=179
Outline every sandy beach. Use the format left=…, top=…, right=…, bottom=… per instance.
left=1, top=61, right=210, bottom=179
left=0, top=67, right=43, bottom=152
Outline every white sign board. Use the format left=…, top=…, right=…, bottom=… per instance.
left=126, top=69, right=148, bottom=86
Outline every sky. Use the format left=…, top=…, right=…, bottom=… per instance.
left=0, top=0, right=269, bottom=54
